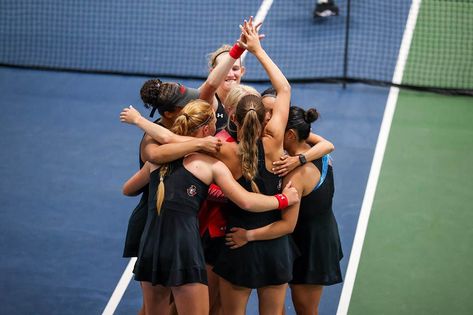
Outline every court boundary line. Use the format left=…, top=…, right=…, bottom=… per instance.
left=102, top=258, right=137, bottom=315
left=241, top=0, right=274, bottom=62
left=101, top=2, right=274, bottom=314
left=336, top=1, right=422, bottom=314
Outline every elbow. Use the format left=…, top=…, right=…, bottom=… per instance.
left=199, top=82, right=218, bottom=103
left=122, top=185, right=134, bottom=197
left=160, top=134, right=172, bottom=145
left=143, top=150, right=162, bottom=164
left=146, top=155, right=164, bottom=165
left=327, top=141, right=335, bottom=153
left=283, top=222, right=296, bottom=235
left=287, top=224, right=296, bottom=234
left=239, top=200, right=253, bottom=212
left=204, top=80, right=219, bottom=91
left=277, top=83, right=291, bottom=95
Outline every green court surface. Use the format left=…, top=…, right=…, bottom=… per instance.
left=348, top=91, right=473, bottom=314
left=403, top=0, right=473, bottom=90
left=348, top=1, right=473, bottom=313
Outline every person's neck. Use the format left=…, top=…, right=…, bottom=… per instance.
left=287, top=141, right=311, bottom=157
left=159, top=118, right=174, bottom=129
left=216, top=88, right=228, bottom=105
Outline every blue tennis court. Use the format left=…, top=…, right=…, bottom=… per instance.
left=1, top=1, right=471, bottom=314
left=0, top=67, right=386, bottom=315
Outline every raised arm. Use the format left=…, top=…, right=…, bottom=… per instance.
left=121, top=105, right=221, bottom=164
left=240, top=17, right=290, bottom=141
left=225, top=171, right=303, bottom=248
left=272, top=133, right=335, bottom=176
left=199, top=43, right=245, bottom=110
left=211, top=158, right=299, bottom=212
left=120, top=105, right=194, bottom=144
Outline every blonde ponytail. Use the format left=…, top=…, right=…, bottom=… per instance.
left=156, top=172, right=166, bottom=215
left=155, top=100, right=215, bottom=214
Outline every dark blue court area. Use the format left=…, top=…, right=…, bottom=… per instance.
left=0, top=66, right=388, bottom=314
left=0, top=0, right=414, bottom=314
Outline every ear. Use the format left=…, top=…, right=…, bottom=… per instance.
left=288, top=129, right=297, bottom=140
left=201, top=124, right=210, bottom=136
left=240, top=66, right=246, bottom=76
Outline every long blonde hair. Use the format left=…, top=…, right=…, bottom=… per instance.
left=235, top=94, right=266, bottom=193
left=224, top=84, right=260, bottom=116
left=156, top=100, right=215, bottom=214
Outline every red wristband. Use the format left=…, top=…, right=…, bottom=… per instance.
left=229, top=44, right=245, bottom=59
left=275, top=193, right=289, bottom=210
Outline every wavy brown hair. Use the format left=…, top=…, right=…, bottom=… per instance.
left=235, top=94, right=266, bottom=193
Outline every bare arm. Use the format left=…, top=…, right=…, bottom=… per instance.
left=199, top=26, right=264, bottom=109
left=225, top=172, right=303, bottom=248
left=122, top=162, right=151, bottom=196
left=211, top=159, right=299, bottom=212
left=272, top=133, right=335, bottom=176
left=120, top=106, right=194, bottom=144
left=199, top=46, right=241, bottom=110
left=145, top=138, right=222, bottom=164
left=240, top=17, right=290, bottom=142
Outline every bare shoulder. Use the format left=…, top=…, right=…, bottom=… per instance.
left=284, top=162, right=319, bottom=196
left=283, top=164, right=304, bottom=184
left=183, top=153, right=216, bottom=185
left=185, top=152, right=228, bottom=171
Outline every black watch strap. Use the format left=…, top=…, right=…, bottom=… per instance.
left=298, top=154, right=307, bottom=165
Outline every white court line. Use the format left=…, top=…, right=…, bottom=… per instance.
left=101, top=2, right=274, bottom=314
left=241, top=0, right=274, bottom=62
left=336, top=1, right=422, bottom=314
left=102, top=257, right=136, bottom=315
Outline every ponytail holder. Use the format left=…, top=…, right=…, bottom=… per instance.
left=274, top=193, right=289, bottom=210
left=229, top=44, right=245, bottom=59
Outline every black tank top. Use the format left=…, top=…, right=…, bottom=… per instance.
left=298, top=159, right=335, bottom=220
left=215, top=94, right=228, bottom=132
left=223, top=141, right=283, bottom=229
left=149, top=159, right=209, bottom=216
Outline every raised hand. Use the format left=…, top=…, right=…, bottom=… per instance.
left=238, top=16, right=264, bottom=53
left=120, top=105, right=142, bottom=125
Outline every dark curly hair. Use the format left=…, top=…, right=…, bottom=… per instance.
left=140, top=79, right=182, bottom=116
left=286, top=106, right=319, bottom=140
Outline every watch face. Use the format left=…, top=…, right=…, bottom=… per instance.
left=299, top=154, right=307, bottom=165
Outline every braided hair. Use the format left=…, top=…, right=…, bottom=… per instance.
left=155, top=100, right=215, bottom=214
